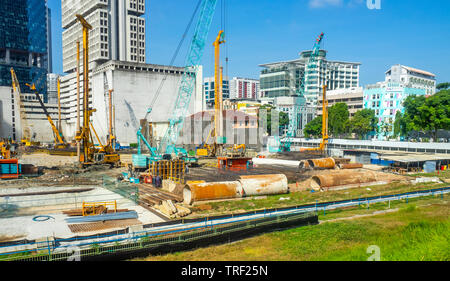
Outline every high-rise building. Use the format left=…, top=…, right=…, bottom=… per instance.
left=259, top=50, right=360, bottom=106
left=61, top=0, right=146, bottom=73
left=47, top=6, right=53, bottom=73
left=385, top=65, right=436, bottom=96
left=229, top=77, right=260, bottom=100
left=60, top=0, right=147, bottom=139
left=47, top=73, right=59, bottom=104
left=203, top=76, right=230, bottom=109
left=0, top=0, right=49, bottom=99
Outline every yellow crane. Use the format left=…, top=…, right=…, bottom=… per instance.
left=25, top=83, right=68, bottom=149
left=74, top=14, right=120, bottom=167
left=303, top=84, right=329, bottom=152
left=10, top=68, right=35, bottom=146
left=196, top=30, right=225, bottom=157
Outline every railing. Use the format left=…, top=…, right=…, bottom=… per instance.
left=0, top=186, right=448, bottom=261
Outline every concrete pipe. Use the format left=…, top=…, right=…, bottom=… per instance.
left=312, top=171, right=377, bottom=189
left=183, top=181, right=244, bottom=205
left=238, top=174, right=289, bottom=197
left=299, top=158, right=336, bottom=170
left=339, top=163, right=364, bottom=169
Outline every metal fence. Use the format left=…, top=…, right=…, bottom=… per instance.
left=102, top=176, right=139, bottom=204
left=0, top=186, right=448, bottom=261
left=0, top=211, right=317, bottom=261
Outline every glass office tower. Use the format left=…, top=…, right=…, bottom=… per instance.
left=0, top=0, right=48, bottom=100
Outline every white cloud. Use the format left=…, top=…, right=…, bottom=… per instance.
left=309, top=0, right=344, bottom=8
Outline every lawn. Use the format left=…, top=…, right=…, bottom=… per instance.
left=137, top=198, right=449, bottom=261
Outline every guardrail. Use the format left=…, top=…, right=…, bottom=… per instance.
left=0, top=186, right=448, bottom=261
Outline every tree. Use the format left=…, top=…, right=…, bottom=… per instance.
left=402, top=90, right=450, bottom=141
left=348, top=109, right=377, bottom=139
left=437, top=82, right=450, bottom=90
left=393, top=111, right=406, bottom=138
left=328, top=103, right=349, bottom=138
left=258, top=105, right=289, bottom=136
left=304, top=116, right=322, bottom=138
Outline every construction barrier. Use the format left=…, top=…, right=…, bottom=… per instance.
left=150, top=160, right=185, bottom=184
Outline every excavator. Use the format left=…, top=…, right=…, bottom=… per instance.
left=224, top=144, right=246, bottom=157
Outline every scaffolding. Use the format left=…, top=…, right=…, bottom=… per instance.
left=149, top=160, right=186, bottom=184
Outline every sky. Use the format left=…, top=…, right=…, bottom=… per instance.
left=48, top=0, right=450, bottom=86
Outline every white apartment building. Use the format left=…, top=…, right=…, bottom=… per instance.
left=260, top=50, right=361, bottom=107
left=385, top=64, right=436, bottom=96
left=229, top=77, right=260, bottom=100
left=47, top=73, right=59, bottom=104
left=60, top=0, right=146, bottom=139
left=317, top=87, right=364, bottom=117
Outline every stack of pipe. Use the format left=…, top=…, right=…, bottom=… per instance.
left=183, top=174, right=289, bottom=205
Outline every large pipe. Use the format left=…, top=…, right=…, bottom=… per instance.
left=312, top=171, right=378, bottom=189
left=339, top=163, right=363, bottom=169
left=183, top=181, right=243, bottom=205
left=299, top=157, right=336, bottom=170
left=238, top=174, right=288, bottom=197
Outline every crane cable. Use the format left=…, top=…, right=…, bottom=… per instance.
left=143, top=0, right=203, bottom=121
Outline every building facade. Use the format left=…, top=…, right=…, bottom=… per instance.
left=0, top=0, right=49, bottom=99
left=364, top=82, right=427, bottom=140
left=385, top=65, right=436, bottom=96
left=47, top=73, right=59, bottom=104
left=60, top=0, right=147, bottom=140
left=203, top=76, right=230, bottom=109
left=274, top=96, right=315, bottom=137
left=259, top=50, right=360, bottom=106
left=88, top=60, right=201, bottom=146
left=61, top=0, right=146, bottom=73
left=317, top=87, right=364, bottom=117
left=229, top=77, right=259, bottom=100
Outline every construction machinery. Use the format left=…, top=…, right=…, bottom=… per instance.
left=302, top=84, right=329, bottom=152
left=25, top=83, right=68, bottom=150
left=132, top=0, right=218, bottom=169
left=225, top=144, right=246, bottom=157
left=0, top=138, right=17, bottom=159
left=74, top=14, right=120, bottom=167
left=10, top=68, right=38, bottom=146
left=269, top=32, right=325, bottom=153
left=196, top=30, right=226, bottom=158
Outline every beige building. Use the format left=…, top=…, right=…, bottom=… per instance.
left=317, top=87, right=363, bottom=117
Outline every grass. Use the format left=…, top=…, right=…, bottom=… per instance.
left=136, top=197, right=449, bottom=261
left=189, top=180, right=447, bottom=217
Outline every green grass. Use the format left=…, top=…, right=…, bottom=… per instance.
left=137, top=199, right=450, bottom=261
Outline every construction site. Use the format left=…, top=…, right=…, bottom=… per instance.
left=0, top=0, right=449, bottom=262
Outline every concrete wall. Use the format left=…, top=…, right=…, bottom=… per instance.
left=91, top=62, right=197, bottom=145
left=0, top=86, right=20, bottom=141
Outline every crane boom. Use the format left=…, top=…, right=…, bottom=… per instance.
left=10, top=68, right=32, bottom=143
left=159, top=0, right=218, bottom=154
left=279, top=32, right=325, bottom=152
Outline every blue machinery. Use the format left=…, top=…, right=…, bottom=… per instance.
left=269, top=32, right=325, bottom=153
left=132, top=0, right=218, bottom=169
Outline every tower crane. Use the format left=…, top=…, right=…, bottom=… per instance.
left=132, top=0, right=218, bottom=168
left=270, top=32, right=325, bottom=153
left=159, top=0, right=219, bottom=156
left=10, top=68, right=33, bottom=145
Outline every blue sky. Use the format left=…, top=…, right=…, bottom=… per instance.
left=48, top=0, right=450, bottom=85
